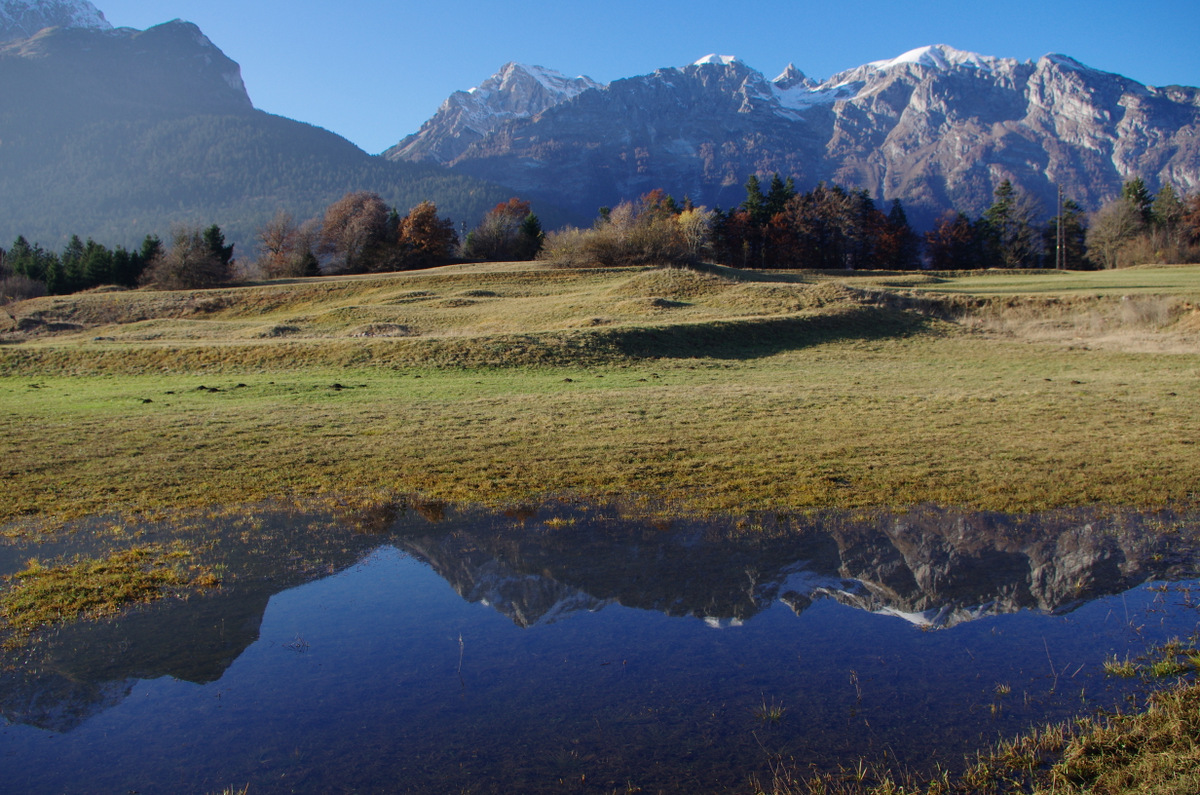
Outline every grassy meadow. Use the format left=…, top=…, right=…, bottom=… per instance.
left=2, top=262, right=1200, bottom=794
left=2, top=262, right=1198, bottom=524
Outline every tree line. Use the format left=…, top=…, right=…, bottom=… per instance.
left=5, top=178, right=1200, bottom=303
left=538, top=174, right=1200, bottom=271
left=1, top=191, right=532, bottom=300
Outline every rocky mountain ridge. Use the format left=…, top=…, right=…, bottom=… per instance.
left=386, top=45, right=1200, bottom=225
left=0, top=0, right=108, bottom=42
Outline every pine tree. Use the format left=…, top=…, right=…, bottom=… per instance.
left=81, top=239, right=114, bottom=288
left=1121, top=177, right=1154, bottom=225
left=1151, top=183, right=1185, bottom=252
left=765, top=173, right=795, bottom=219
left=880, top=199, right=921, bottom=269
left=44, top=256, right=65, bottom=295
left=61, top=235, right=85, bottom=292
left=203, top=225, right=235, bottom=273
left=741, top=175, right=768, bottom=225
left=519, top=213, right=545, bottom=259
left=982, top=180, right=1042, bottom=268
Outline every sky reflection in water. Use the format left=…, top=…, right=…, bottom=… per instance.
left=1, top=502, right=1198, bottom=794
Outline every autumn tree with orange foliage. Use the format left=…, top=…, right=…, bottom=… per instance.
left=316, top=192, right=457, bottom=273
left=397, top=200, right=458, bottom=269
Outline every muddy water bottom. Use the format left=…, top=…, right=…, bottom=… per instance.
left=1, top=502, right=1199, bottom=793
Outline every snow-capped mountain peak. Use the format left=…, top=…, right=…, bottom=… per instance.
left=867, top=44, right=1010, bottom=73
left=0, top=0, right=110, bottom=42
left=693, top=53, right=740, bottom=67
left=383, top=61, right=602, bottom=163
left=479, top=61, right=603, bottom=101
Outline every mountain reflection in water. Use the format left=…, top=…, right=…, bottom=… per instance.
left=1, top=501, right=1198, bottom=793
left=399, top=504, right=1199, bottom=629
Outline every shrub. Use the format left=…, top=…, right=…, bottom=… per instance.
left=0, top=273, right=48, bottom=304
left=539, top=193, right=711, bottom=268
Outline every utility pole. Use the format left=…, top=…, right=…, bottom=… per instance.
left=1055, top=184, right=1065, bottom=270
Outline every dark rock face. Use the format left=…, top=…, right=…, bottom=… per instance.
left=387, top=47, right=1200, bottom=225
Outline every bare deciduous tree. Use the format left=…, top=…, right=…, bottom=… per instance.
left=257, top=211, right=321, bottom=279
left=1086, top=200, right=1145, bottom=269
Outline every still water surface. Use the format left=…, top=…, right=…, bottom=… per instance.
left=1, top=502, right=1198, bottom=793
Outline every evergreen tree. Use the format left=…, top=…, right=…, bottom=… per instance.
left=764, top=173, right=796, bottom=219
left=61, top=235, right=85, bottom=292
left=298, top=248, right=322, bottom=277
left=44, top=256, right=65, bottom=294
left=519, top=213, right=545, bottom=259
left=203, top=225, right=235, bottom=273
left=111, top=247, right=134, bottom=287
left=140, top=234, right=163, bottom=264
left=81, top=239, right=115, bottom=288
left=1151, top=183, right=1185, bottom=251
left=1121, top=177, right=1154, bottom=225
left=982, top=180, right=1042, bottom=268
left=741, top=175, right=768, bottom=225
left=880, top=199, right=922, bottom=269
left=6, top=237, right=42, bottom=282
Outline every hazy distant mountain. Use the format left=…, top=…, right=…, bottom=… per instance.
left=386, top=46, right=1200, bottom=225
left=0, top=14, right=512, bottom=253
left=0, top=0, right=109, bottom=42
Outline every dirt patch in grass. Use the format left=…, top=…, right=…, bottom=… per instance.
left=347, top=323, right=416, bottom=338
left=960, top=295, right=1200, bottom=353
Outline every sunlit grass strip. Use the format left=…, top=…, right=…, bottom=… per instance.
left=0, top=544, right=217, bottom=642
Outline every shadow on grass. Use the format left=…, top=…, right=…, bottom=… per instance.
left=587, top=305, right=932, bottom=360
left=0, top=306, right=935, bottom=374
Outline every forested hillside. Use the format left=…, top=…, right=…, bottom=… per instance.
left=0, top=21, right=517, bottom=253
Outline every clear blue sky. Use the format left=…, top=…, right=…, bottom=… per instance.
left=98, top=0, right=1200, bottom=155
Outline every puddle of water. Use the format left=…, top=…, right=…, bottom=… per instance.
left=1, top=502, right=1199, bottom=793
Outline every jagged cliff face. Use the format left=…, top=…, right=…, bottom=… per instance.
left=0, top=0, right=109, bottom=42
left=385, top=46, right=1200, bottom=225
left=387, top=61, right=602, bottom=165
